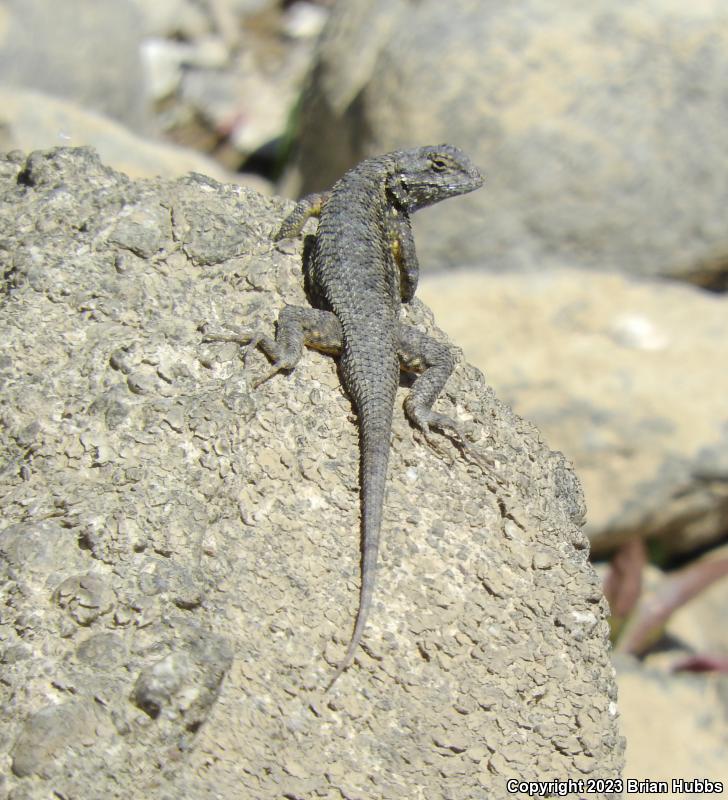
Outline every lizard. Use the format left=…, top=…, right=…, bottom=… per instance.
left=207, top=145, right=483, bottom=689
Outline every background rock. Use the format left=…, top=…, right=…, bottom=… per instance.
left=0, top=0, right=317, bottom=184
left=129, top=0, right=212, bottom=40
left=136, top=0, right=325, bottom=170
left=419, top=267, right=728, bottom=557
left=0, top=147, right=623, bottom=798
left=0, top=86, right=265, bottom=185
left=288, top=0, right=728, bottom=281
left=615, top=655, right=728, bottom=792
left=667, top=548, right=728, bottom=656
left=0, top=0, right=148, bottom=130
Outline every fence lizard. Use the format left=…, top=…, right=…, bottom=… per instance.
left=208, top=145, right=483, bottom=688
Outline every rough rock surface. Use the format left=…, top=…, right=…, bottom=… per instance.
left=419, top=268, right=728, bottom=557
left=0, top=147, right=623, bottom=799
left=289, top=0, right=728, bottom=281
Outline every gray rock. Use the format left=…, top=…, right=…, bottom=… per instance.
left=141, top=36, right=230, bottom=101
left=75, top=632, right=128, bottom=669
left=0, top=146, right=623, bottom=799
left=289, top=0, right=728, bottom=281
left=132, top=635, right=232, bottom=730
left=0, top=0, right=148, bottom=130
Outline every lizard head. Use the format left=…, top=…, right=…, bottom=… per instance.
left=385, top=144, right=484, bottom=211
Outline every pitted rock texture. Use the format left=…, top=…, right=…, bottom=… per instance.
left=0, top=147, right=623, bottom=799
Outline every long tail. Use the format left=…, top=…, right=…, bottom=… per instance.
left=325, top=419, right=391, bottom=691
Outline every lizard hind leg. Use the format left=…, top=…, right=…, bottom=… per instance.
left=398, top=323, right=500, bottom=475
left=398, top=323, right=460, bottom=438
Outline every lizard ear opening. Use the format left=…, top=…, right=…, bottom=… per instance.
left=385, top=174, right=409, bottom=207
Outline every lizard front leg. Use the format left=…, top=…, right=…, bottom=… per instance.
left=204, top=306, right=342, bottom=387
left=274, top=192, right=331, bottom=241
left=385, top=206, right=419, bottom=303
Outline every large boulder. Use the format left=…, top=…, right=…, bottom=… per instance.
left=0, top=147, right=623, bottom=799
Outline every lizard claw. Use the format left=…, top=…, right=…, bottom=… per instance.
left=201, top=324, right=302, bottom=388
left=410, top=417, right=456, bottom=464
left=240, top=335, right=263, bottom=369
left=248, top=345, right=302, bottom=387
left=201, top=326, right=270, bottom=384
left=408, top=404, right=483, bottom=466
left=250, top=361, right=285, bottom=388
left=407, top=404, right=462, bottom=441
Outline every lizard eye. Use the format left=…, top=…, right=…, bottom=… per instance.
left=430, top=157, right=448, bottom=172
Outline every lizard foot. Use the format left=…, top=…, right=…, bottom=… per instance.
left=406, top=405, right=464, bottom=464
left=248, top=354, right=298, bottom=388
left=407, top=403, right=502, bottom=479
